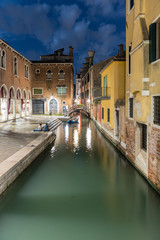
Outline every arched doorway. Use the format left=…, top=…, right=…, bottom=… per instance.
left=0, top=85, right=8, bottom=121
left=16, top=88, right=22, bottom=118
left=8, top=87, right=16, bottom=120
left=22, top=90, right=27, bottom=117
left=27, top=91, right=32, bottom=116
left=49, top=98, right=58, bottom=114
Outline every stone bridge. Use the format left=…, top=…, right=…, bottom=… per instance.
left=67, top=105, right=90, bottom=117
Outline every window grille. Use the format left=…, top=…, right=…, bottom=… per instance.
left=153, top=96, right=160, bottom=125
left=141, top=124, right=147, bottom=151
left=129, top=98, right=133, bottom=118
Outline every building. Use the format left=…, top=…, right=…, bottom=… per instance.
left=126, top=0, right=160, bottom=189
left=31, top=47, right=74, bottom=115
left=75, top=73, right=81, bottom=104
left=0, top=39, right=32, bottom=122
left=100, top=44, right=126, bottom=144
left=0, top=39, right=74, bottom=121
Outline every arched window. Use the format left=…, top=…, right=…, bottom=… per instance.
left=59, top=70, right=65, bottom=79
left=14, top=57, right=18, bottom=75
left=16, top=89, right=21, bottom=99
left=1, top=50, right=6, bottom=68
left=24, top=65, right=29, bottom=78
left=9, top=87, right=15, bottom=98
left=26, top=66, right=29, bottom=78
left=46, top=70, right=52, bottom=79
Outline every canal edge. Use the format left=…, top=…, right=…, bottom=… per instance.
left=92, top=118, right=160, bottom=196
left=0, top=131, right=56, bottom=196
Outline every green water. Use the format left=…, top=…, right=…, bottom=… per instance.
left=0, top=115, right=160, bottom=240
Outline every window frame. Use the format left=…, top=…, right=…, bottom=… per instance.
left=1, top=49, right=6, bottom=69
left=149, top=16, right=160, bottom=63
left=14, top=57, right=18, bottom=76
left=32, top=88, right=43, bottom=95
left=152, top=94, right=160, bottom=128
left=58, top=69, right=65, bottom=80
left=141, top=124, right=147, bottom=152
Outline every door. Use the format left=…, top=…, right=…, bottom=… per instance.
left=49, top=98, right=58, bottom=114
left=62, top=106, right=66, bottom=114
left=32, top=99, right=44, bottom=114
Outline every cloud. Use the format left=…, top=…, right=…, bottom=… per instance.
left=0, top=3, right=54, bottom=44
left=79, top=0, right=125, bottom=17
left=55, top=4, right=81, bottom=30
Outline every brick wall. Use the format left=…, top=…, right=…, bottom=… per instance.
left=125, top=119, right=136, bottom=162
left=148, top=125, right=160, bottom=190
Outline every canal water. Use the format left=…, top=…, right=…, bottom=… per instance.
left=0, top=115, right=159, bottom=240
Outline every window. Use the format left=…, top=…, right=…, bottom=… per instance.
left=153, top=96, right=160, bottom=125
left=35, top=69, right=40, bottom=74
left=128, top=45, right=131, bottom=74
left=1, top=50, right=6, bottom=68
left=57, top=85, right=67, bottom=94
left=59, top=70, right=65, bottom=79
left=102, top=108, right=104, bottom=120
left=87, top=74, right=89, bottom=82
left=82, top=92, right=84, bottom=99
left=46, top=70, right=52, bottom=79
left=107, top=108, right=110, bottom=122
left=63, top=101, right=66, bottom=104
left=149, top=19, right=160, bottom=62
left=103, top=75, right=108, bottom=96
left=25, top=65, right=29, bottom=78
left=33, top=88, right=43, bottom=95
left=129, top=98, right=134, bottom=118
left=129, top=0, right=134, bottom=11
left=141, top=124, right=147, bottom=151
left=14, top=57, right=18, bottom=75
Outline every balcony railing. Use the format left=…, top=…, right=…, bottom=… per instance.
left=94, top=87, right=110, bottom=100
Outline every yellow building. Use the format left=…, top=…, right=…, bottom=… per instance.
left=126, top=0, right=160, bottom=190
left=100, top=44, right=126, bottom=142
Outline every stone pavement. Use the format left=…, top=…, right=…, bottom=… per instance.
left=0, top=115, right=59, bottom=163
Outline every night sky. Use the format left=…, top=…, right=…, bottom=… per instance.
left=0, top=0, right=126, bottom=72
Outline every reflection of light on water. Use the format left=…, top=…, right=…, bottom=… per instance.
left=74, top=129, right=79, bottom=148
left=65, top=125, right=69, bottom=142
left=51, top=146, right=56, bottom=157
left=86, top=128, right=92, bottom=149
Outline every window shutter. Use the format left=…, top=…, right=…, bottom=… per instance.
left=149, top=23, right=156, bottom=63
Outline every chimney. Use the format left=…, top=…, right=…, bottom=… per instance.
left=69, top=46, right=73, bottom=56
left=88, top=51, right=95, bottom=67
left=118, top=44, right=124, bottom=56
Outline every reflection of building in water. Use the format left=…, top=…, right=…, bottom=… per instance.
left=86, top=127, right=92, bottom=149
left=73, top=129, right=79, bottom=148
left=65, top=124, right=69, bottom=142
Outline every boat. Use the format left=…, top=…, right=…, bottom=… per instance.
left=67, top=117, right=79, bottom=123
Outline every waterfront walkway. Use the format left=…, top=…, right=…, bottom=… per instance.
left=0, top=116, right=59, bottom=163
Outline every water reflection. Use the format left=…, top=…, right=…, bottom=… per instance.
left=73, top=129, right=79, bottom=148
left=86, top=127, right=92, bottom=150
left=65, top=124, right=69, bottom=142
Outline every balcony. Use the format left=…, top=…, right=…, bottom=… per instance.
left=94, top=87, right=111, bottom=100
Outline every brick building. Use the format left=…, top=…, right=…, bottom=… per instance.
left=31, top=47, right=74, bottom=115
left=0, top=39, right=74, bottom=121
left=0, top=39, right=32, bottom=121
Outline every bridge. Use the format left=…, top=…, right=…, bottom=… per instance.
left=66, top=105, right=90, bottom=117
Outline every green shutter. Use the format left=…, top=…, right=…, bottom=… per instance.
left=149, top=23, right=156, bottom=63
left=106, top=75, right=108, bottom=87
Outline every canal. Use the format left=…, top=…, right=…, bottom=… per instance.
left=0, top=115, right=159, bottom=240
